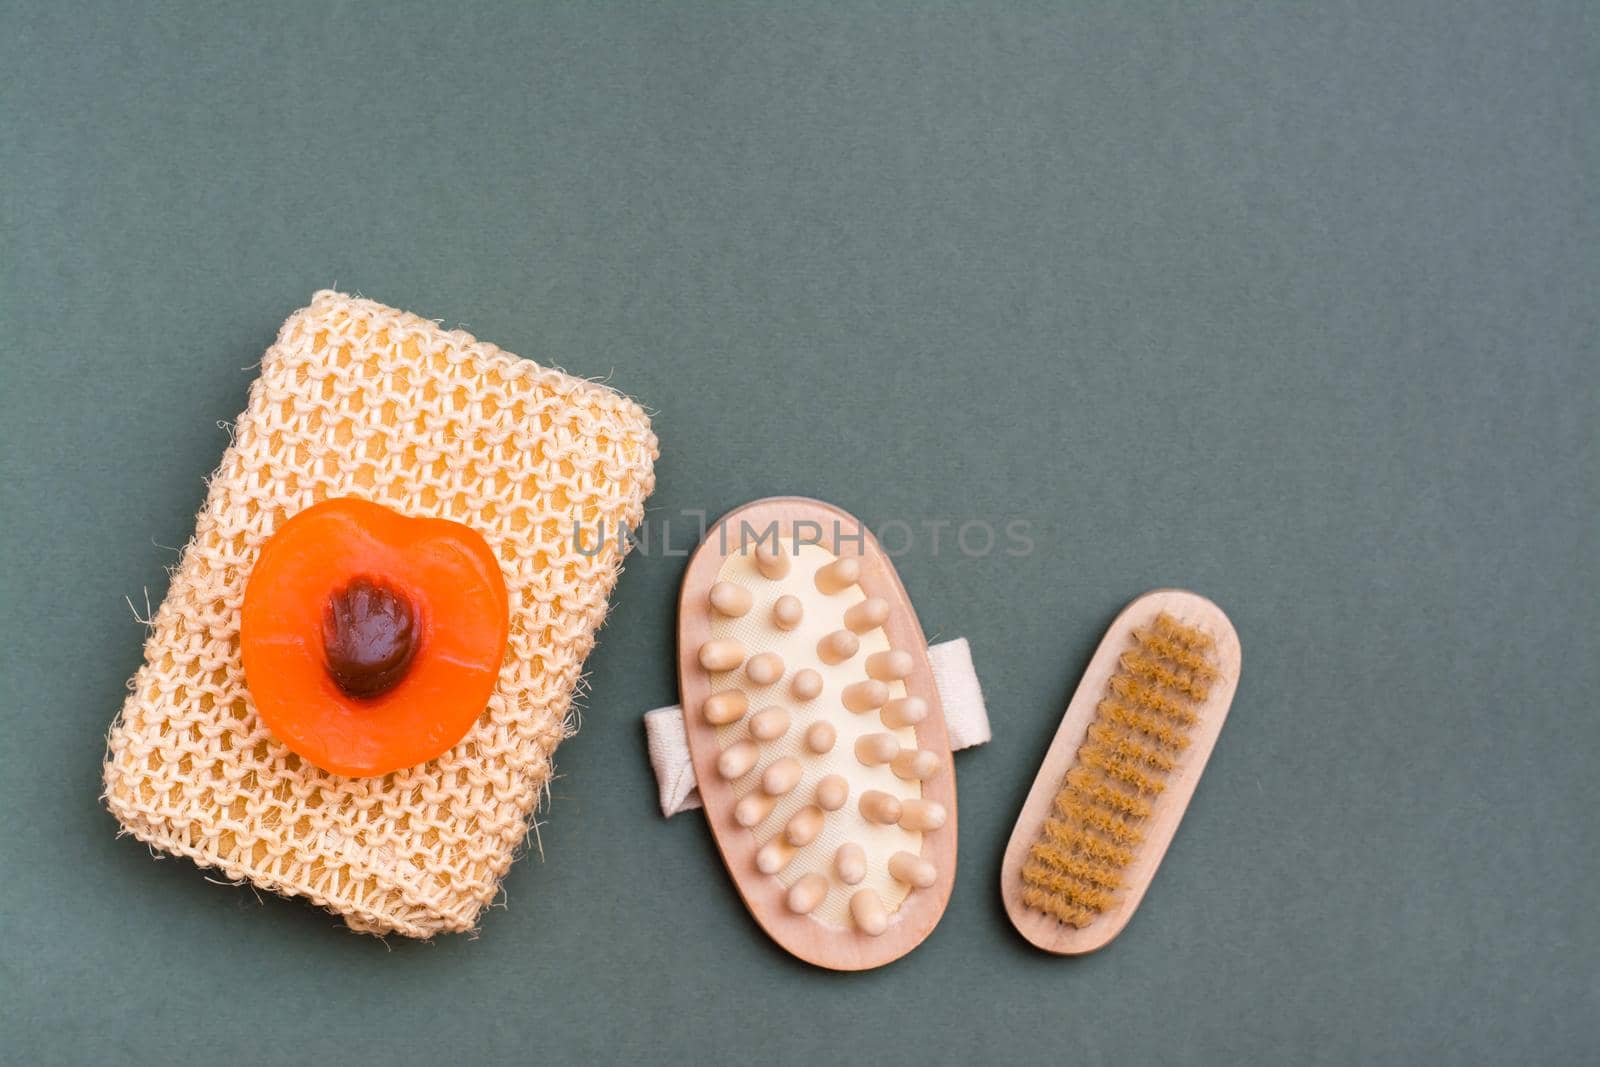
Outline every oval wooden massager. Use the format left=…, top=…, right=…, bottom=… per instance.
left=1001, top=589, right=1240, bottom=954
left=678, top=498, right=957, bottom=970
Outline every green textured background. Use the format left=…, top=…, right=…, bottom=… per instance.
left=2, top=3, right=1594, bottom=1064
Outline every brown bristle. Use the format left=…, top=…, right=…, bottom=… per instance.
left=1027, top=842, right=1124, bottom=888
left=1153, top=612, right=1213, bottom=650
left=1120, top=649, right=1213, bottom=703
left=1079, top=743, right=1169, bottom=794
left=1023, top=612, right=1217, bottom=928
left=1020, top=861, right=1119, bottom=911
left=1131, top=626, right=1218, bottom=680
left=1040, top=817, right=1137, bottom=867
left=1109, top=674, right=1199, bottom=726
left=1064, top=767, right=1154, bottom=819
left=1053, top=792, right=1147, bottom=845
left=1020, top=886, right=1100, bottom=927
left=1098, top=697, right=1192, bottom=750
left=1085, top=722, right=1178, bottom=772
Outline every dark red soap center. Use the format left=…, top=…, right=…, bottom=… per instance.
left=321, top=576, right=419, bottom=698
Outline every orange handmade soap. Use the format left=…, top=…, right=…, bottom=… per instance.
left=240, top=496, right=509, bottom=777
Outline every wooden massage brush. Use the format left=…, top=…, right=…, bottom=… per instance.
left=678, top=497, right=956, bottom=970
left=1001, top=589, right=1240, bottom=954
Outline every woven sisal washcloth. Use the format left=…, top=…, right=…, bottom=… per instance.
left=102, top=291, right=657, bottom=938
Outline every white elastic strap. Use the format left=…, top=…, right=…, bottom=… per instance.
left=644, top=637, right=991, bottom=818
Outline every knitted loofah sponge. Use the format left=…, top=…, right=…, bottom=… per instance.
left=102, top=291, right=658, bottom=937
